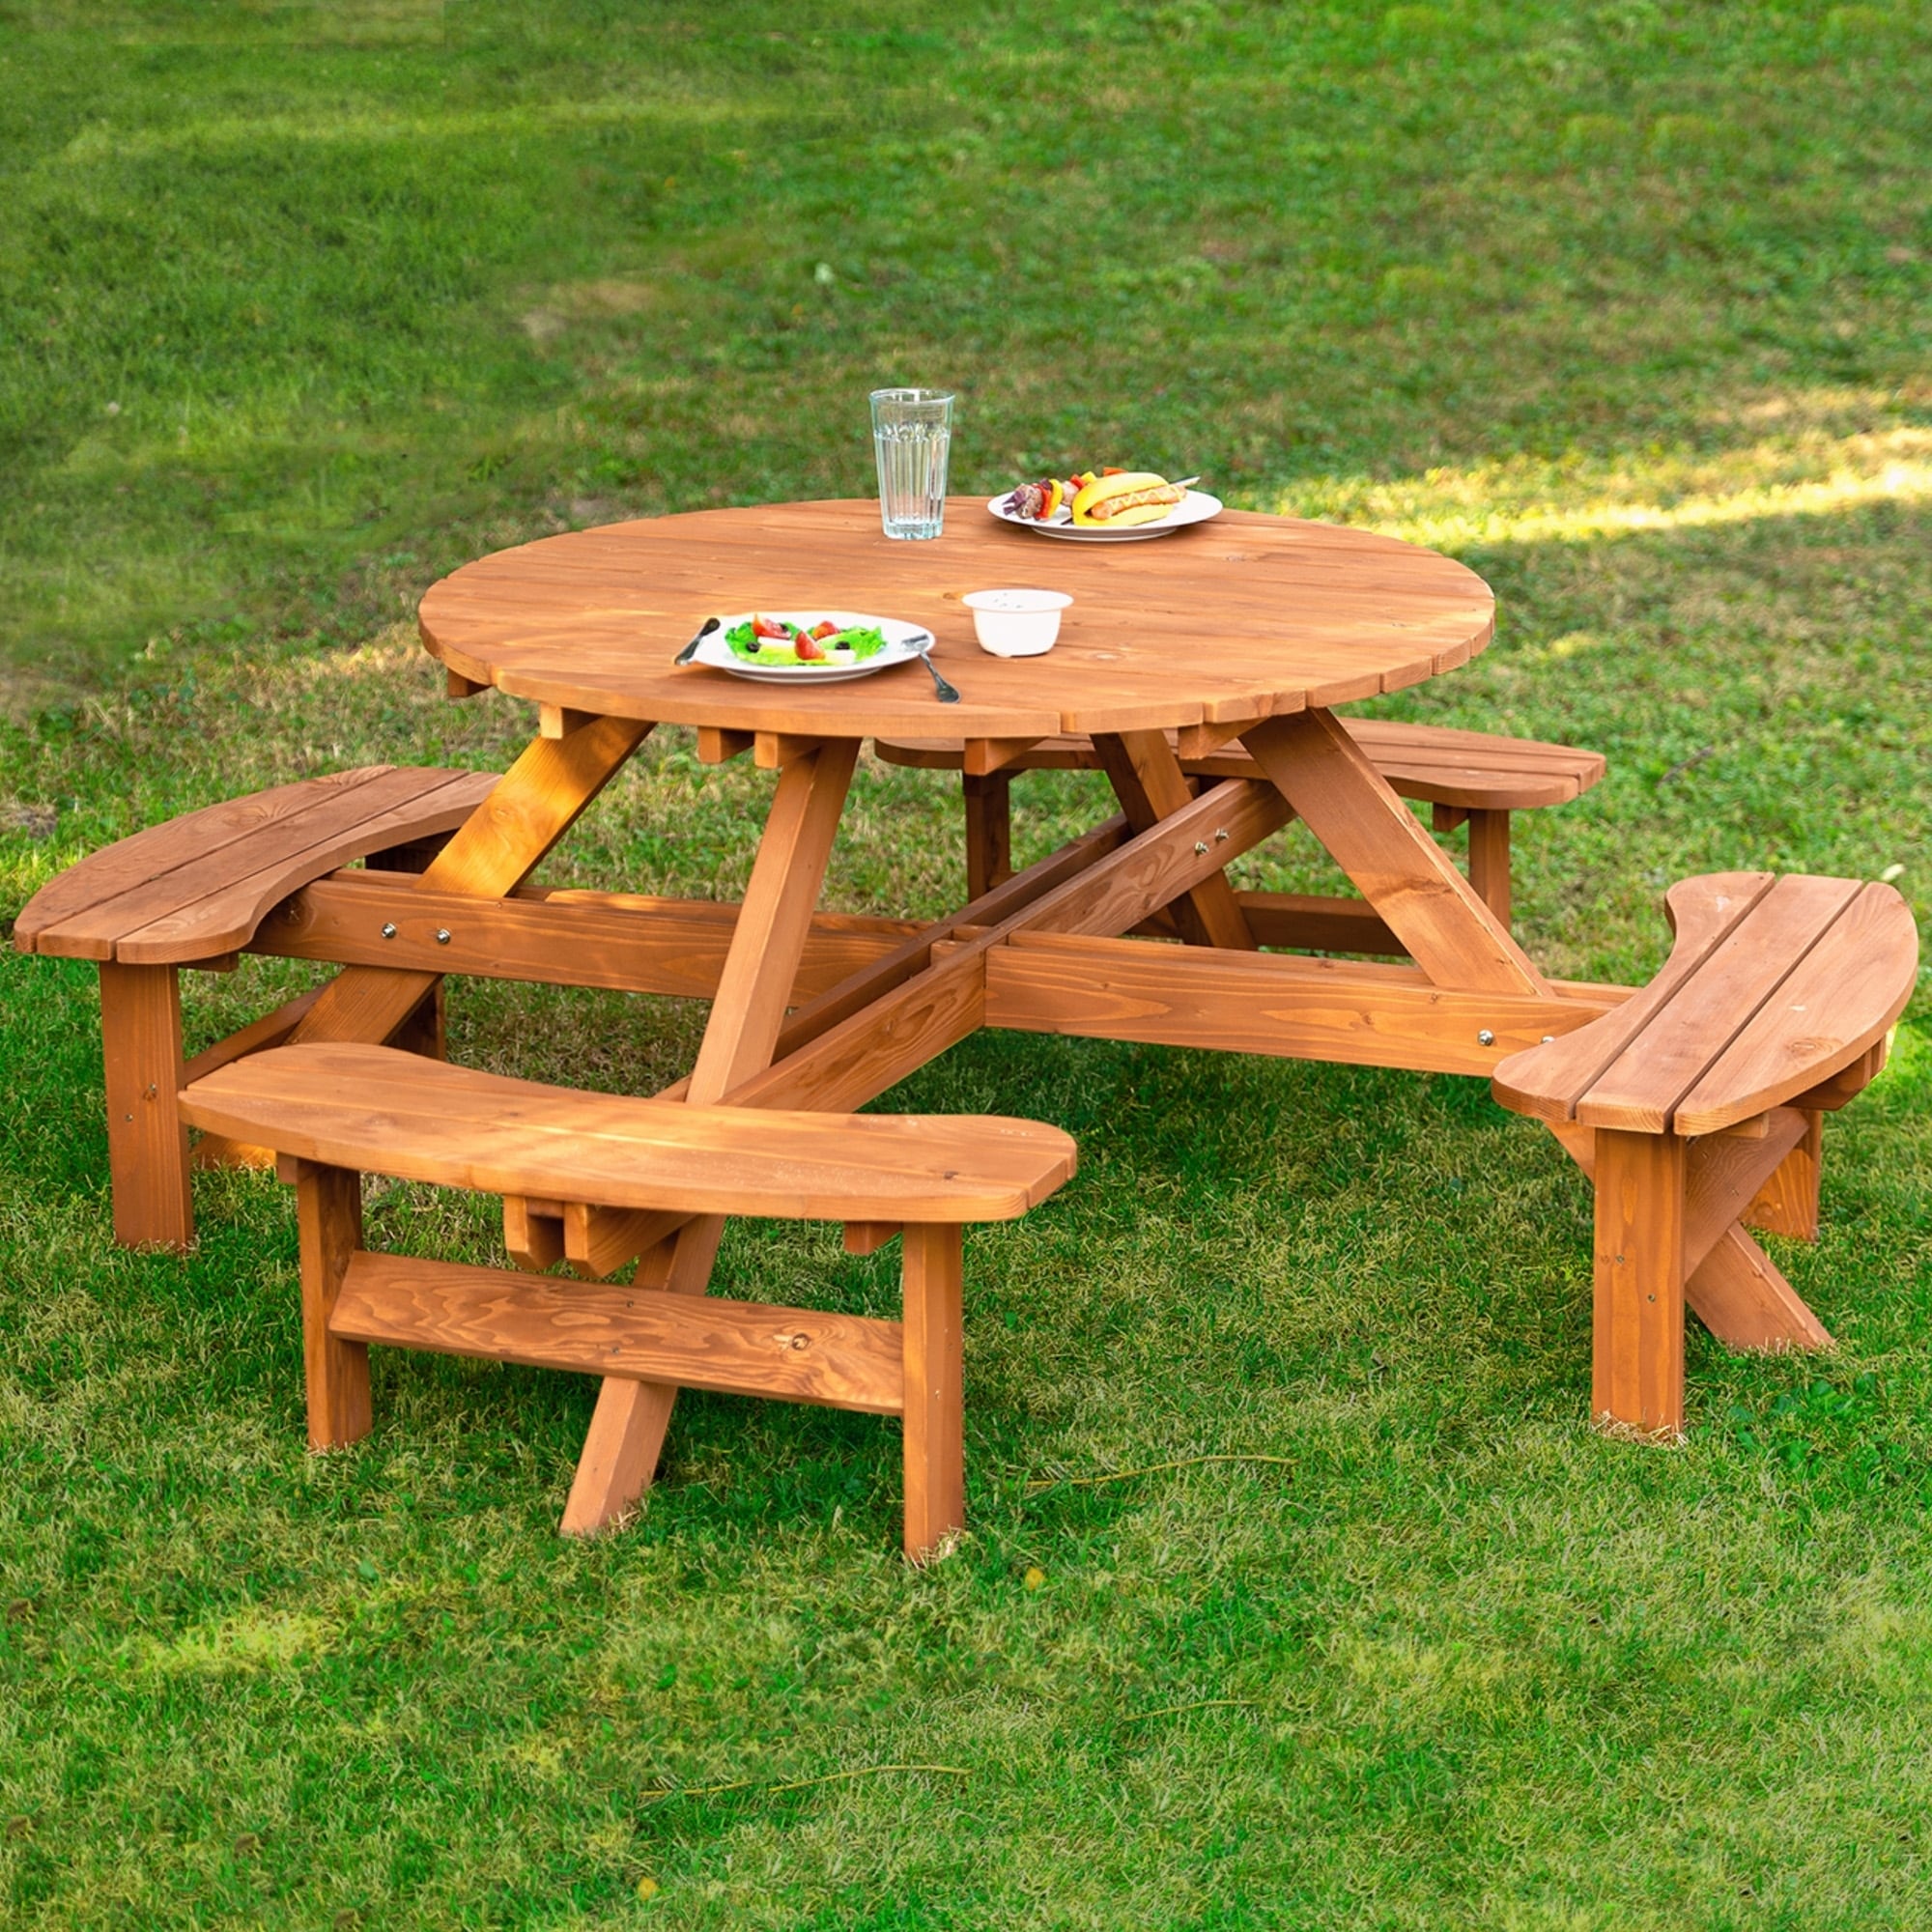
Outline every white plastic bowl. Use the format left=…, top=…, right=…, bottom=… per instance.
left=962, top=588, right=1073, bottom=657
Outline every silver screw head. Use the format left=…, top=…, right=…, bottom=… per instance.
left=1214, top=827, right=1229, bottom=841
left=436, top=928, right=452, bottom=945
left=380, top=922, right=398, bottom=939
left=1195, top=840, right=1208, bottom=856
left=1477, top=1029, right=1495, bottom=1046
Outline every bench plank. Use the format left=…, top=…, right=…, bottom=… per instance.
left=179, top=1042, right=1077, bottom=1223
left=1492, top=873, right=1775, bottom=1125
left=1576, top=875, right=1861, bottom=1133
left=1675, top=883, right=1918, bottom=1135
left=14, top=765, right=397, bottom=952
left=873, top=719, right=1607, bottom=812
left=331, top=1252, right=906, bottom=1414
left=19, top=767, right=497, bottom=964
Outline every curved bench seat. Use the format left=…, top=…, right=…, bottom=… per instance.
left=14, top=765, right=497, bottom=1250
left=181, top=1042, right=1079, bottom=1558
left=1491, top=871, right=1917, bottom=1439
left=1493, top=872, right=1916, bottom=1136
left=14, top=764, right=498, bottom=966
left=872, top=718, right=1606, bottom=922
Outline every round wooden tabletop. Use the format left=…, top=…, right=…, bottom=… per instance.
left=417, top=498, right=1495, bottom=739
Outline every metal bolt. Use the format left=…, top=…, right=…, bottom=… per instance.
left=436, top=928, right=452, bottom=945
left=381, top=922, right=398, bottom=939
left=1477, top=1029, right=1495, bottom=1046
left=790, top=1333, right=810, bottom=1351
left=1214, top=828, right=1229, bottom=842
left=1541, top=1035, right=1554, bottom=1045
left=1195, top=840, right=1208, bottom=856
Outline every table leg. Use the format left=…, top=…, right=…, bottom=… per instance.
left=561, top=736, right=861, bottom=1536
left=1241, top=709, right=1548, bottom=996
left=1090, top=731, right=1257, bottom=950
left=289, top=714, right=652, bottom=1047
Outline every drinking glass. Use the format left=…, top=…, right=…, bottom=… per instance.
left=869, top=387, right=953, bottom=540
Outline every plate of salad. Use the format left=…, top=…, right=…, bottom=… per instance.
left=690, top=611, right=929, bottom=683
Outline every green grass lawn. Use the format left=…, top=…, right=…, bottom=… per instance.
left=3, top=2, right=1930, bottom=1925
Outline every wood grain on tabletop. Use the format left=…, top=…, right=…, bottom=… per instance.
left=414, top=500, right=1496, bottom=739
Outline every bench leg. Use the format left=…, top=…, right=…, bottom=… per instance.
left=1593, top=1128, right=1686, bottom=1437
left=1465, top=809, right=1512, bottom=926
left=1746, top=1109, right=1823, bottom=1241
left=99, top=961, right=193, bottom=1251
left=294, top=1159, right=372, bottom=1450
left=901, top=1223, right=965, bottom=1562
left=962, top=772, right=1013, bottom=902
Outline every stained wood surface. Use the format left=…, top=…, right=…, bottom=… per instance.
left=99, top=961, right=192, bottom=1249
left=415, top=500, right=1496, bottom=739
left=900, top=1222, right=965, bottom=1561
left=874, top=718, right=1605, bottom=812
left=257, top=877, right=921, bottom=1002
left=1593, top=1128, right=1688, bottom=1436
left=1090, top=730, right=1258, bottom=950
left=1494, top=874, right=1918, bottom=1135
left=288, top=714, right=651, bottom=1050
left=1746, top=1110, right=1823, bottom=1242
left=330, top=1252, right=907, bottom=1414
left=14, top=766, right=499, bottom=965
left=1241, top=709, right=1549, bottom=996
left=1548, top=1119, right=1832, bottom=1355
left=983, top=932, right=1617, bottom=1076
left=180, top=1042, right=1078, bottom=1222
left=295, top=1159, right=373, bottom=1450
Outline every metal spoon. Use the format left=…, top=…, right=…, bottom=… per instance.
left=673, top=615, right=721, bottom=666
left=902, top=630, right=959, bottom=704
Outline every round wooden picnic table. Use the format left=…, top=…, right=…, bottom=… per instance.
left=416, top=497, right=1496, bottom=739
left=348, top=496, right=1567, bottom=1532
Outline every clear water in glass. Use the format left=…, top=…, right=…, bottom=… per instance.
left=870, top=388, right=953, bottom=540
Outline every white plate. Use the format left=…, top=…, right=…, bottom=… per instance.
left=690, top=611, right=930, bottom=683
left=985, top=487, right=1224, bottom=543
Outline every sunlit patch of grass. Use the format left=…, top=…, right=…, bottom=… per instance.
left=1284, top=420, right=1932, bottom=550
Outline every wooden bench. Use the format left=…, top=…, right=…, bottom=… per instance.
left=13, top=765, right=499, bottom=1250
left=873, top=718, right=1606, bottom=930
left=177, top=1041, right=1077, bottom=1559
left=1492, top=872, right=1918, bottom=1437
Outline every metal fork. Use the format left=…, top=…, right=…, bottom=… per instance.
left=673, top=615, right=721, bottom=666
left=902, top=631, right=959, bottom=703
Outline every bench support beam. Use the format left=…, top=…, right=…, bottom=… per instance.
left=294, top=1159, right=372, bottom=1450
left=99, top=962, right=193, bottom=1251
left=1593, top=1128, right=1688, bottom=1438
left=901, top=1223, right=965, bottom=1563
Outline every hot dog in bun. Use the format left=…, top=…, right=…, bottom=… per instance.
left=1069, top=470, right=1186, bottom=527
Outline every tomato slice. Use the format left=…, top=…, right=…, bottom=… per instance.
left=794, top=635, right=825, bottom=661
left=751, top=612, right=790, bottom=640
left=808, top=619, right=840, bottom=641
